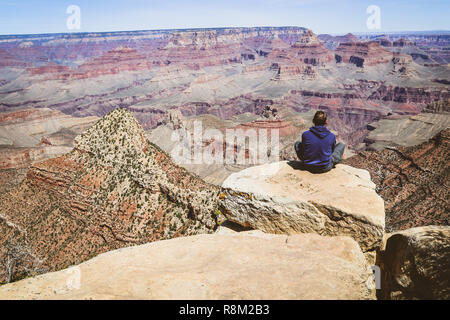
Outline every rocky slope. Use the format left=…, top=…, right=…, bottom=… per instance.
left=0, top=231, right=375, bottom=300
left=0, top=109, right=219, bottom=283
left=364, top=112, right=450, bottom=150
left=344, top=129, right=450, bottom=232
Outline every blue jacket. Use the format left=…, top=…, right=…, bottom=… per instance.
left=301, top=126, right=336, bottom=167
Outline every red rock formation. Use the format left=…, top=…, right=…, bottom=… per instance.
left=378, top=37, right=393, bottom=47
left=28, top=63, right=70, bottom=76
left=368, top=85, right=449, bottom=104
left=27, top=46, right=152, bottom=80
left=69, top=46, right=151, bottom=79
left=318, top=33, right=359, bottom=43
left=265, top=31, right=331, bottom=80
left=393, top=38, right=415, bottom=47
left=317, top=33, right=360, bottom=50
left=291, top=30, right=334, bottom=67
left=0, top=147, right=71, bottom=170
left=0, top=108, right=54, bottom=123
left=270, top=63, right=317, bottom=80
left=335, top=41, right=393, bottom=67
left=150, top=30, right=243, bottom=70
left=250, top=34, right=291, bottom=58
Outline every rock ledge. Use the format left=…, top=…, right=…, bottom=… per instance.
left=0, top=231, right=374, bottom=300
left=220, top=161, right=385, bottom=252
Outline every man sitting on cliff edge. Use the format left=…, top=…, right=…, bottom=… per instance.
left=294, top=111, right=345, bottom=173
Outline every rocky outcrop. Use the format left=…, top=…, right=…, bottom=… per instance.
left=391, top=53, right=416, bottom=77
left=335, top=41, right=393, bottom=67
left=272, top=63, right=317, bottom=80
left=318, top=33, right=360, bottom=50
left=259, top=105, right=279, bottom=120
left=368, top=85, right=449, bottom=104
left=291, top=30, right=334, bottom=67
left=0, top=231, right=375, bottom=300
left=364, top=112, right=450, bottom=150
left=393, top=38, right=415, bottom=47
left=264, top=30, right=330, bottom=80
left=160, top=109, right=185, bottom=129
left=219, top=162, right=385, bottom=253
left=344, top=129, right=450, bottom=232
left=0, top=108, right=99, bottom=193
left=0, top=109, right=219, bottom=283
left=377, top=226, right=450, bottom=300
left=424, top=100, right=450, bottom=114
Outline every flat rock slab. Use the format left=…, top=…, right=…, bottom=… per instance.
left=0, top=232, right=374, bottom=300
left=220, top=162, right=385, bottom=252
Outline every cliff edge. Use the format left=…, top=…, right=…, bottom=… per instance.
left=219, top=161, right=385, bottom=253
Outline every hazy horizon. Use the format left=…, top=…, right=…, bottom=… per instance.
left=0, top=0, right=449, bottom=36
left=0, top=26, right=449, bottom=38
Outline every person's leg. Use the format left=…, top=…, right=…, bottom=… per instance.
left=331, top=143, right=345, bottom=166
left=294, top=141, right=304, bottom=161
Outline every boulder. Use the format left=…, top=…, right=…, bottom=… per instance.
left=377, top=226, right=450, bottom=300
left=0, top=231, right=375, bottom=300
left=219, top=162, right=385, bottom=252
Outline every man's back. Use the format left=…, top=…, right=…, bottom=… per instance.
left=294, top=110, right=345, bottom=173
left=301, top=126, right=336, bottom=167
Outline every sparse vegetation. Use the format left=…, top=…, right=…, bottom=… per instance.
left=0, top=108, right=219, bottom=284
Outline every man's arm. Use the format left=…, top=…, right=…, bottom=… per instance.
left=302, top=132, right=309, bottom=152
left=295, top=133, right=307, bottom=161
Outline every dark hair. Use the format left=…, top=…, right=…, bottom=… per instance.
left=313, top=111, right=327, bottom=126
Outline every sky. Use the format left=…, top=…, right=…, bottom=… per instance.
left=0, top=0, right=449, bottom=35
